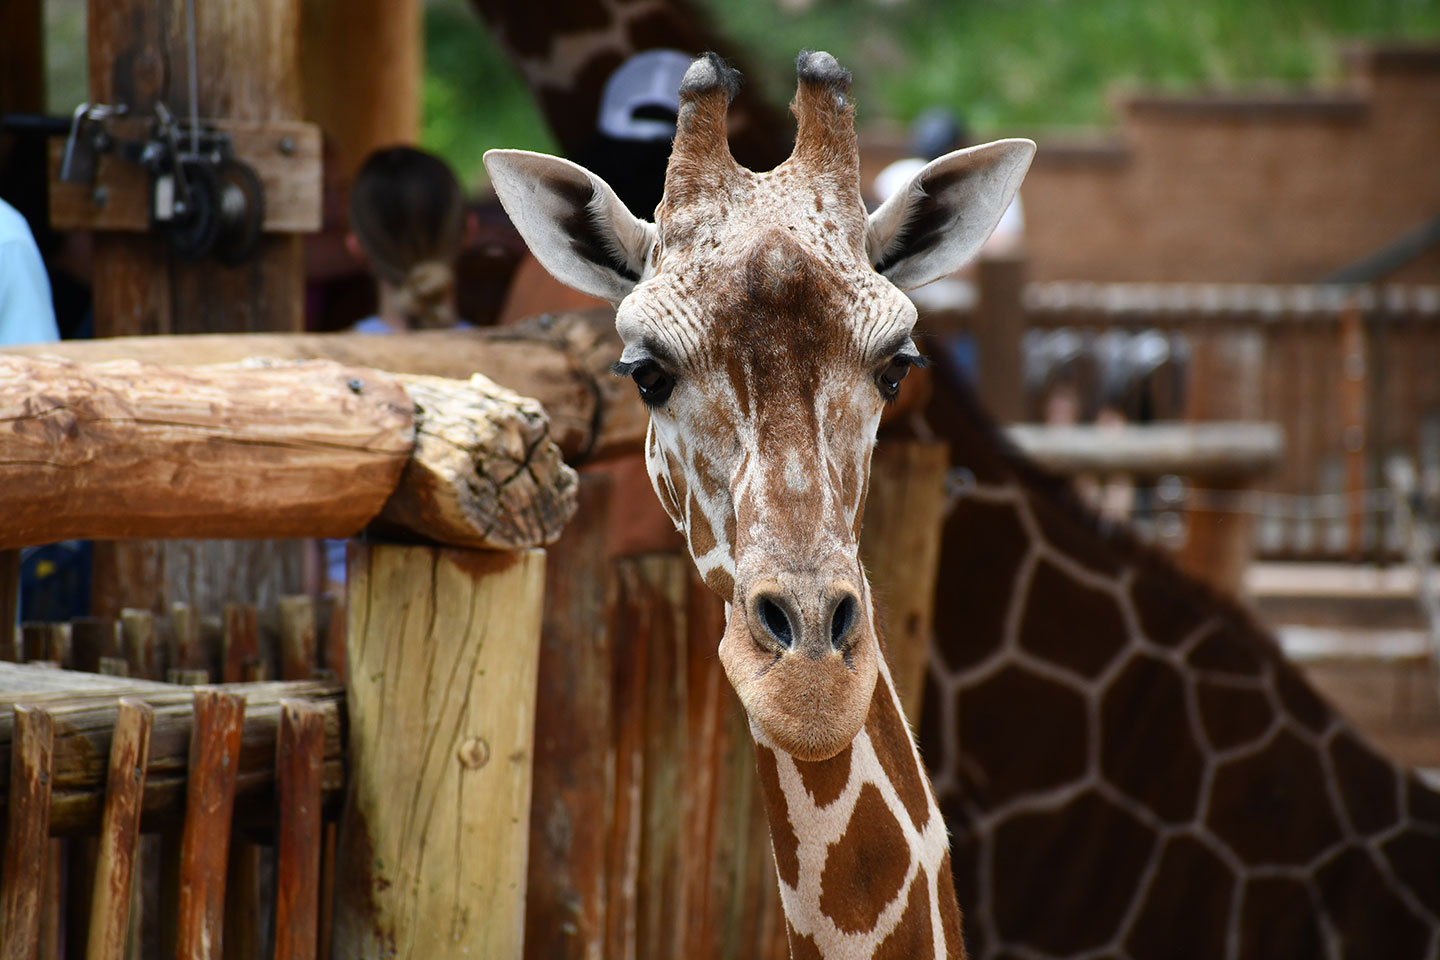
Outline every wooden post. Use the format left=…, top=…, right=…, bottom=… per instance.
left=174, top=689, right=246, bottom=960
left=0, top=552, right=18, bottom=660
left=85, top=699, right=153, bottom=960
left=524, top=476, right=615, bottom=960
left=274, top=699, right=325, bottom=960
left=1339, top=301, right=1368, bottom=559
left=333, top=544, right=544, bottom=958
left=72, top=618, right=122, bottom=674
left=1, top=705, right=54, bottom=960
left=119, top=610, right=160, bottom=680
left=277, top=596, right=316, bottom=681
left=974, top=255, right=1027, bottom=423
left=860, top=441, right=950, bottom=724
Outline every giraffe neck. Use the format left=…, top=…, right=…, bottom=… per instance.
left=753, top=655, right=966, bottom=959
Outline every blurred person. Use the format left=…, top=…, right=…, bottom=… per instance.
left=0, top=137, right=91, bottom=340
left=0, top=194, right=59, bottom=346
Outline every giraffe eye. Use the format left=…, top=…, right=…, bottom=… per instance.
left=631, top=361, right=676, bottom=407
left=876, top=357, right=913, bottom=399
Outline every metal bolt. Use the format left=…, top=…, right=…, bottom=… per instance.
left=92, top=185, right=108, bottom=208
left=348, top=378, right=365, bottom=394
left=277, top=136, right=296, bottom=156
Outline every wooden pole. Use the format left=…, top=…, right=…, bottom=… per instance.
left=974, top=255, right=1027, bottom=423
left=277, top=596, right=316, bottom=681
left=274, top=699, right=325, bottom=960
left=1, top=704, right=54, bottom=960
left=333, top=543, right=544, bottom=958
left=85, top=699, right=153, bottom=960
left=174, top=689, right=246, bottom=960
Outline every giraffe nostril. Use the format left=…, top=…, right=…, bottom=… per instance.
left=756, top=596, right=794, bottom=649
left=830, top=593, right=858, bottom=650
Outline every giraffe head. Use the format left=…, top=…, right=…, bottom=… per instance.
left=488, top=51, right=1032, bottom=760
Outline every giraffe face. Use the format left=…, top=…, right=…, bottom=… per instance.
left=486, top=50, right=1035, bottom=761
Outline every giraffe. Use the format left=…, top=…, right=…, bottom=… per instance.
left=486, top=50, right=1033, bottom=958
left=917, top=355, right=1440, bottom=959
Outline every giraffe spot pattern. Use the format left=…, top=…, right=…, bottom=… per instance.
left=704, top=566, right=735, bottom=600
left=1329, top=730, right=1400, bottom=834
left=959, top=665, right=1088, bottom=807
left=1272, top=662, right=1331, bottom=734
left=934, top=499, right=1027, bottom=672
left=1236, top=876, right=1324, bottom=960
left=865, top=682, right=932, bottom=832
left=1018, top=558, right=1128, bottom=678
left=1316, top=846, right=1434, bottom=959
left=1195, top=679, right=1273, bottom=751
left=872, top=871, right=935, bottom=960
left=793, top=742, right=852, bottom=809
left=1100, top=654, right=1205, bottom=823
left=687, top=493, right=717, bottom=557
left=1124, top=835, right=1235, bottom=960
left=787, top=923, right=824, bottom=960
left=755, top=745, right=801, bottom=888
left=1382, top=829, right=1440, bottom=908
left=1207, top=729, right=1345, bottom=865
left=818, top=782, right=910, bottom=935
left=1185, top=624, right=1264, bottom=676
left=935, top=852, right=967, bottom=959
left=1128, top=565, right=1211, bottom=648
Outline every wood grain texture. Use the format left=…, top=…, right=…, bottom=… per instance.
left=859, top=441, right=951, bottom=724
left=379, top=373, right=579, bottom=549
left=277, top=596, right=315, bottom=682
left=333, top=544, right=544, bottom=959
left=174, top=689, right=246, bottom=960
left=274, top=699, right=325, bottom=960
left=0, top=669, right=343, bottom=835
left=0, top=357, right=413, bottom=547
left=1, top=704, right=54, bottom=960
left=85, top=698, right=153, bottom=960
left=119, top=611, right=160, bottom=681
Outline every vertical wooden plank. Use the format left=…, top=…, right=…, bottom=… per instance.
left=1, top=704, right=55, bottom=960
left=223, top=665, right=265, bottom=960
left=332, top=544, right=544, bottom=959
left=274, top=700, right=325, bottom=960
left=859, top=441, right=951, bottom=724
left=221, top=605, right=258, bottom=685
left=277, top=596, right=316, bottom=681
left=0, top=551, right=19, bottom=660
left=120, top=609, right=161, bottom=680
left=974, top=255, right=1027, bottom=424
left=524, top=475, right=615, bottom=960
left=605, top=560, right=649, bottom=960
left=72, top=617, right=122, bottom=674
left=174, top=689, right=246, bottom=960
left=20, top=623, right=47, bottom=663
left=86, top=699, right=154, bottom=960
left=46, top=623, right=72, bottom=669
left=319, top=593, right=346, bottom=683
left=168, top=604, right=202, bottom=675
left=1339, top=301, right=1368, bottom=560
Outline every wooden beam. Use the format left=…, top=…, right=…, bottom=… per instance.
left=1004, top=422, right=1284, bottom=479
left=85, top=699, right=153, bottom=960
left=0, top=357, right=579, bottom=550
left=0, top=667, right=344, bottom=835
left=333, top=544, right=544, bottom=958
left=0, top=705, right=54, bottom=960
left=273, top=699, right=325, bottom=960
left=175, top=689, right=245, bottom=960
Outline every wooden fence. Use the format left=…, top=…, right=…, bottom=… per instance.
left=1021, top=282, right=1440, bottom=560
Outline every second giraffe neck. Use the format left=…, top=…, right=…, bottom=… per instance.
left=753, top=659, right=966, bottom=959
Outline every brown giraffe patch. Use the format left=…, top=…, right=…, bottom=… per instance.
left=1128, top=565, right=1209, bottom=647
left=959, top=665, right=1088, bottom=806
left=1330, top=731, right=1400, bottom=834
left=1196, top=679, right=1273, bottom=751
left=1185, top=624, right=1263, bottom=676
left=1237, top=876, right=1323, bottom=960
left=1101, top=654, right=1204, bottom=823
left=872, top=872, right=935, bottom=960
left=1124, top=835, right=1235, bottom=960
left=865, top=683, right=932, bottom=831
left=991, top=791, right=1156, bottom=954
left=1410, top=773, right=1440, bottom=827
left=935, top=500, right=1028, bottom=672
left=687, top=494, right=717, bottom=557
left=1017, top=558, right=1128, bottom=678
left=1028, top=492, right=1124, bottom=577
left=705, top=566, right=735, bottom=600
left=794, top=742, right=852, bottom=809
left=755, top=745, right=800, bottom=888
left=936, top=852, right=967, bottom=959
left=1382, top=829, right=1440, bottom=907
left=1316, top=846, right=1433, bottom=958
left=1273, top=663, right=1330, bottom=734
left=1207, top=729, right=1345, bottom=864
left=818, top=782, right=910, bottom=934
left=787, top=923, right=823, bottom=960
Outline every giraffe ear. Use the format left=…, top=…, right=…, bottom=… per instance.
left=484, top=149, right=657, bottom=304
left=865, top=138, right=1035, bottom=291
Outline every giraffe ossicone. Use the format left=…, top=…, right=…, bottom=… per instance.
left=487, top=50, right=1032, bottom=767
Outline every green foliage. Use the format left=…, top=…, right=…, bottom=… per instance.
left=420, top=0, right=556, bottom=188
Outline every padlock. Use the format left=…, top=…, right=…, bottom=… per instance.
left=59, top=103, right=99, bottom=185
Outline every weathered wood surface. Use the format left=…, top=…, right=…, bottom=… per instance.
left=1, top=705, right=54, bottom=960
left=0, top=666, right=344, bottom=834
left=175, top=690, right=245, bottom=960
left=0, top=357, right=413, bottom=546
left=0, top=551, right=18, bottom=659
left=1004, top=421, right=1285, bottom=478
left=274, top=699, right=325, bottom=960
left=85, top=699, right=153, bottom=960
left=0, top=356, right=579, bottom=550
left=380, top=373, right=578, bottom=548
left=334, top=544, right=544, bottom=958
left=860, top=441, right=951, bottom=724
left=277, top=596, right=315, bottom=682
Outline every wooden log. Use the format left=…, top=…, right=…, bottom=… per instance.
left=175, top=689, right=246, bottom=960
left=0, top=357, right=413, bottom=548
left=379, top=373, right=578, bottom=549
left=1003, top=422, right=1285, bottom=478
left=859, top=441, right=950, bottom=723
left=97, top=658, right=129, bottom=677
left=85, top=699, right=153, bottom=960
left=1, top=704, right=54, bottom=960
left=0, top=668, right=344, bottom=835
left=524, top=476, right=615, bottom=960
left=274, top=699, right=325, bottom=960
left=333, top=544, right=544, bottom=958
left=277, top=596, right=315, bottom=681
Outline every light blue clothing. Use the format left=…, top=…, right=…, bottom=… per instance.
left=0, top=198, right=59, bottom=346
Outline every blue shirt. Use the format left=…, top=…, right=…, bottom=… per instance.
left=0, top=198, right=59, bottom=346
